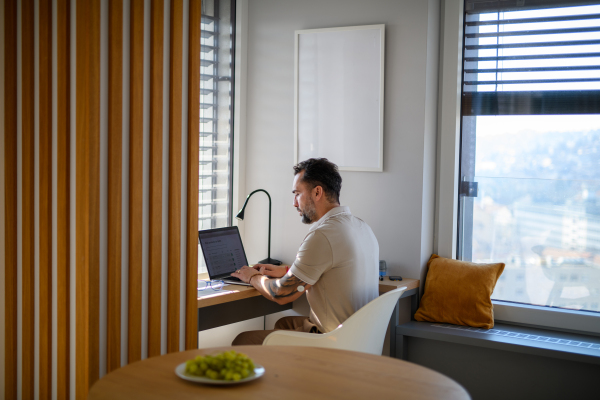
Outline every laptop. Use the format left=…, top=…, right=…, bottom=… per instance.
left=198, top=226, right=253, bottom=286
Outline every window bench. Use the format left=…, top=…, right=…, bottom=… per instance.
left=397, top=321, right=600, bottom=365
left=396, top=321, right=600, bottom=399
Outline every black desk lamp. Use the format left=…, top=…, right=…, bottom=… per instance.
left=236, top=189, right=282, bottom=265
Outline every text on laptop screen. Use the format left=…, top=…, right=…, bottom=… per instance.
left=199, top=229, right=248, bottom=277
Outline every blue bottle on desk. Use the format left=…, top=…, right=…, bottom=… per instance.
left=379, top=260, right=387, bottom=281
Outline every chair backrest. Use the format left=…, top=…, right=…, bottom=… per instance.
left=263, top=287, right=407, bottom=354
left=327, top=286, right=407, bottom=355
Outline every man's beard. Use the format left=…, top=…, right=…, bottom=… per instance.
left=298, top=199, right=317, bottom=224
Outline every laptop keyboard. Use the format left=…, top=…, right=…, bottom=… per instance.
left=221, top=276, right=251, bottom=286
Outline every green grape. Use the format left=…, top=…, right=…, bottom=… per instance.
left=187, top=363, right=198, bottom=375
left=185, top=360, right=195, bottom=374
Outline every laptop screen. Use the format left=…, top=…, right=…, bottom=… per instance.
left=198, top=226, right=249, bottom=279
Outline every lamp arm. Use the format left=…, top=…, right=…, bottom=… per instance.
left=241, top=189, right=272, bottom=260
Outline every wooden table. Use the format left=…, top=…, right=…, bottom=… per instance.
left=89, top=345, right=470, bottom=400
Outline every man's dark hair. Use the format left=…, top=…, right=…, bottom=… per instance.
left=293, top=158, right=342, bottom=204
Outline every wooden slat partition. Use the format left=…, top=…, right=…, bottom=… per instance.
left=168, top=0, right=183, bottom=354
left=3, top=0, right=207, bottom=394
left=56, top=0, right=71, bottom=396
left=22, top=1, right=36, bottom=397
left=76, top=0, right=101, bottom=396
left=88, top=9, right=102, bottom=385
left=107, top=0, right=123, bottom=374
left=185, top=0, right=201, bottom=350
left=39, top=0, right=53, bottom=397
left=4, top=0, right=18, bottom=398
left=148, top=0, right=165, bottom=358
left=128, top=0, right=145, bottom=364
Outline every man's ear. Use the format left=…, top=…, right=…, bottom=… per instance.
left=312, top=185, right=323, bottom=201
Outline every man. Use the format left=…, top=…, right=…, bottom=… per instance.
left=231, top=158, right=379, bottom=345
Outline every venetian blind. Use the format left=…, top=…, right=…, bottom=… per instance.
left=463, top=0, right=600, bottom=115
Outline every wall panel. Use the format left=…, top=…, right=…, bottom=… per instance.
left=168, top=0, right=183, bottom=354
left=4, top=0, right=18, bottom=398
left=128, top=0, right=144, bottom=365
left=185, top=0, right=200, bottom=351
left=38, top=0, right=53, bottom=397
left=75, top=0, right=101, bottom=396
left=148, top=0, right=164, bottom=359
left=56, top=0, right=71, bottom=397
left=2, top=0, right=202, bottom=396
left=21, top=1, right=35, bottom=397
left=107, top=0, right=123, bottom=374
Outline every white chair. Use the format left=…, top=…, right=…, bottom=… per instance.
left=263, top=286, right=407, bottom=355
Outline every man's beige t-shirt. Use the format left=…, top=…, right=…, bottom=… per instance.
left=289, top=206, right=379, bottom=333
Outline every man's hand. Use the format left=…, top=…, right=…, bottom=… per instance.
left=231, top=265, right=261, bottom=284
left=252, top=264, right=288, bottom=278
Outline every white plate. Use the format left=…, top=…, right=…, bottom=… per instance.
left=174, top=362, right=265, bottom=385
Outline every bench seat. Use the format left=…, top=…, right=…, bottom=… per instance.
left=396, top=321, right=600, bottom=365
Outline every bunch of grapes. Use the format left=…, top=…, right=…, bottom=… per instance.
left=185, top=350, right=256, bottom=381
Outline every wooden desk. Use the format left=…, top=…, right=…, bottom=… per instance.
left=197, top=275, right=419, bottom=307
left=196, top=272, right=294, bottom=330
left=379, top=277, right=420, bottom=294
left=196, top=276, right=420, bottom=337
left=378, top=277, right=420, bottom=358
left=197, top=281, right=263, bottom=309
left=89, top=345, right=470, bottom=400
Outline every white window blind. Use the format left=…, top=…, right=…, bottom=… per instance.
left=199, top=0, right=234, bottom=230
left=463, top=0, right=600, bottom=115
left=198, top=0, right=235, bottom=274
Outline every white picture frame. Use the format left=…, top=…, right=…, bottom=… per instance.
left=294, top=24, right=385, bottom=172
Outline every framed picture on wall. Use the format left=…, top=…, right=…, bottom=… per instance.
left=294, top=24, right=385, bottom=172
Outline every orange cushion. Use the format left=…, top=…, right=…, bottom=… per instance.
left=414, top=254, right=505, bottom=329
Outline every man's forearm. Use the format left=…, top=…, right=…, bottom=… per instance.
left=250, top=274, right=307, bottom=305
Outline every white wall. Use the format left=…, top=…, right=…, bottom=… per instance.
left=241, top=0, right=440, bottom=285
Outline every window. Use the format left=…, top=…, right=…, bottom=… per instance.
left=458, top=0, right=600, bottom=314
left=199, top=0, right=236, bottom=273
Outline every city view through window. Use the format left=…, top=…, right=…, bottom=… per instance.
left=460, top=4, right=600, bottom=313
left=467, top=116, right=600, bottom=312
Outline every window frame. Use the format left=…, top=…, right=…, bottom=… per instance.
left=231, top=0, right=248, bottom=240
left=436, top=0, right=600, bottom=335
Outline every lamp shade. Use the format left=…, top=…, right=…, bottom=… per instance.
left=235, top=208, right=245, bottom=220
